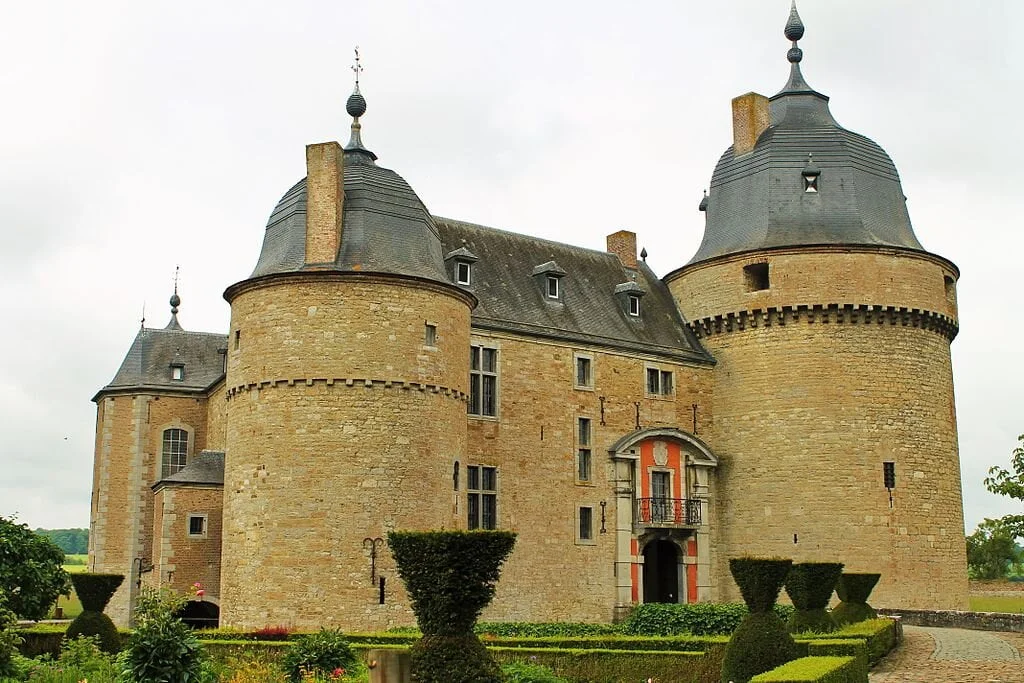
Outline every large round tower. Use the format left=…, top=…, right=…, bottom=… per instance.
left=666, top=6, right=967, bottom=610
left=220, top=82, right=475, bottom=630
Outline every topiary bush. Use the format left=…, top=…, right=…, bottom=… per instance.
left=720, top=558, right=800, bottom=683
left=831, top=573, right=880, bottom=626
left=389, top=530, right=516, bottom=683
left=281, top=628, right=355, bottom=682
left=784, top=562, right=844, bottom=634
left=623, top=602, right=796, bottom=636
left=121, top=588, right=204, bottom=682
left=65, top=573, right=124, bottom=653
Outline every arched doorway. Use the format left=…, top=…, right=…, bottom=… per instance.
left=642, top=539, right=680, bottom=603
left=176, top=600, right=219, bottom=629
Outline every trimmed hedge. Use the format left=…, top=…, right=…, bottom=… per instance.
left=785, top=563, right=843, bottom=634
left=491, top=645, right=712, bottom=683
left=722, top=558, right=800, bottom=683
left=69, top=573, right=123, bottom=612
left=750, top=655, right=865, bottom=682
left=832, top=574, right=880, bottom=626
left=477, top=621, right=621, bottom=637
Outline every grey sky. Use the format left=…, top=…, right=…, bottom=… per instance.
left=1, top=1, right=1020, bottom=533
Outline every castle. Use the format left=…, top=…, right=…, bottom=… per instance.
left=89, top=5, right=968, bottom=630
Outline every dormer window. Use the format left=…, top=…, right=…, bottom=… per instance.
left=170, top=360, right=185, bottom=381
left=546, top=276, right=559, bottom=299
left=445, top=246, right=479, bottom=287
left=614, top=281, right=645, bottom=318
left=628, top=294, right=641, bottom=316
left=532, top=261, right=566, bottom=302
left=802, top=153, right=820, bottom=193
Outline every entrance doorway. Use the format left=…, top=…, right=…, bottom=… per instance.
left=176, top=600, right=219, bottom=629
left=642, top=539, right=680, bottom=603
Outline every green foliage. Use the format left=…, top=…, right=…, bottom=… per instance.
left=491, top=646, right=710, bottom=683
left=749, top=655, right=862, bottom=682
left=33, top=528, right=89, bottom=555
left=501, top=660, right=570, bottom=682
left=721, top=612, right=800, bottom=683
left=476, top=621, right=621, bottom=637
left=730, top=557, right=793, bottom=613
left=389, top=530, right=515, bottom=683
left=66, top=609, right=121, bottom=653
left=0, top=591, right=24, bottom=678
left=831, top=573, right=879, bottom=627
left=966, top=519, right=1022, bottom=579
left=785, top=563, right=843, bottom=634
left=19, top=635, right=122, bottom=682
left=410, top=634, right=502, bottom=683
left=623, top=602, right=795, bottom=636
left=69, top=572, right=123, bottom=612
left=122, top=588, right=204, bottom=682
left=388, top=530, right=516, bottom=635
left=280, top=628, right=356, bottom=682
left=984, top=434, right=1024, bottom=539
left=0, top=515, right=71, bottom=620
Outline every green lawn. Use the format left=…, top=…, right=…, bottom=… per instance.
left=48, top=555, right=89, bottom=619
left=969, top=594, right=1024, bottom=614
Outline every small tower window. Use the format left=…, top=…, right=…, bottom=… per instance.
left=456, top=261, right=472, bottom=285
left=547, top=275, right=559, bottom=299
left=802, top=153, right=821, bottom=193
left=628, top=294, right=641, bottom=316
left=425, top=323, right=437, bottom=347
left=171, top=365, right=184, bottom=381
left=883, top=462, right=896, bottom=490
left=944, top=275, right=956, bottom=303
left=743, top=262, right=770, bottom=291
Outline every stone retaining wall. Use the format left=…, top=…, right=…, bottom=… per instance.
left=879, top=608, right=1024, bottom=633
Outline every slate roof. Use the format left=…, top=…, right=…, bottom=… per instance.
left=96, top=320, right=226, bottom=399
left=686, top=41, right=927, bottom=266
left=249, top=149, right=449, bottom=284
left=436, top=218, right=712, bottom=363
left=154, top=450, right=225, bottom=488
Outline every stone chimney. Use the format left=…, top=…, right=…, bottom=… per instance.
left=731, top=92, right=771, bottom=157
left=304, top=141, right=345, bottom=265
left=607, top=230, right=638, bottom=269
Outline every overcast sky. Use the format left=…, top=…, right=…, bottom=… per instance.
left=1, top=1, right=1021, bottom=534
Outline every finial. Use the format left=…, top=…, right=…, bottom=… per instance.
left=345, top=46, right=377, bottom=161
left=698, top=189, right=709, bottom=212
left=785, top=2, right=805, bottom=42
left=640, top=247, right=648, bottom=262
left=140, top=302, right=146, bottom=330
left=166, top=266, right=183, bottom=331
left=777, top=1, right=815, bottom=94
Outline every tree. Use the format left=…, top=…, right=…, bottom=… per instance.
left=984, top=434, right=1024, bottom=539
left=966, top=519, right=1022, bottom=580
left=0, top=515, right=70, bottom=620
left=35, top=528, right=89, bottom=555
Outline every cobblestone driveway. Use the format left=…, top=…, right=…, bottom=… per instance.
left=870, top=625, right=1024, bottom=682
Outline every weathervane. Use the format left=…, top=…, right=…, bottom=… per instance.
left=351, top=47, right=363, bottom=90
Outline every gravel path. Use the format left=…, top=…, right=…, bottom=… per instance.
left=870, top=626, right=1024, bottom=682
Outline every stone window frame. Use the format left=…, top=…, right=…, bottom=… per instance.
left=187, top=513, right=208, bottom=538
left=644, top=364, right=675, bottom=399
left=466, top=464, right=498, bottom=530
left=575, top=505, right=596, bottom=545
left=576, top=416, right=593, bottom=484
left=628, top=294, right=641, bottom=317
left=574, top=352, right=594, bottom=390
left=424, top=321, right=438, bottom=348
left=158, top=423, right=194, bottom=479
left=468, top=339, right=500, bottom=419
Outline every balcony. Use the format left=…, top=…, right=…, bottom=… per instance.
left=635, top=497, right=702, bottom=528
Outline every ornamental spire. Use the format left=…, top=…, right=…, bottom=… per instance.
left=345, top=47, right=377, bottom=161
left=778, top=1, right=815, bottom=94
left=166, top=265, right=183, bottom=331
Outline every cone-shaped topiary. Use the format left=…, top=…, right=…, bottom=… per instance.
left=389, top=530, right=516, bottom=683
left=721, top=558, right=799, bottom=683
left=65, top=573, right=124, bottom=653
left=784, top=562, right=844, bottom=633
left=831, top=572, right=881, bottom=626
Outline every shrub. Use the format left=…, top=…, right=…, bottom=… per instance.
left=0, top=592, right=23, bottom=679
left=281, top=628, right=356, bottom=682
left=477, top=621, right=622, bottom=637
left=623, top=602, right=794, bottom=636
left=831, top=573, right=880, bottom=626
left=749, top=655, right=862, bottom=682
left=69, top=573, right=124, bottom=612
left=0, top=516, right=70, bottom=620
left=66, top=609, right=121, bottom=653
left=502, top=660, right=571, bottom=682
left=721, top=558, right=800, bottom=683
left=784, top=563, right=844, bottom=634
left=121, top=588, right=204, bottom=682
left=254, top=625, right=294, bottom=641
left=389, top=530, right=516, bottom=683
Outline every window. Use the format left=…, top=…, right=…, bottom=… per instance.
left=883, top=462, right=896, bottom=489
left=161, top=428, right=188, bottom=478
left=469, top=345, right=498, bottom=417
left=577, top=418, right=592, bottom=482
left=578, top=506, right=593, bottom=541
left=425, top=323, right=437, bottom=347
left=944, top=275, right=956, bottom=303
left=171, top=365, right=184, bottom=381
left=456, top=261, right=472, bottom=285
left=467, top=465, right=497, bottom=530
left=233, top=330, right=240, bottom=350
left=803, top=173, right=819, bottom=193
left=628, top=294, right=641, bottom=316
left=743, top=263, right=770, bottom=291
left=547, top=275, right=559, bottom=299
left=646, top=368, right=673, bottom=396
left=187, top=514, right=207, bottom=537
left=575, top=355, right=593, bottom=389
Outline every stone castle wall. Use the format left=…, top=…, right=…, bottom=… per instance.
left=668, top=247, right=967, bottom=610
left=152, top=485, right=223, bottom=601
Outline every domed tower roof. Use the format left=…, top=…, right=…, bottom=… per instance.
left=246, top=62, right=449, bottom=285
left=687, top=3, right=925, bottom=266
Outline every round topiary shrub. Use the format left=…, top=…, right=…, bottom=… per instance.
left=388, top=530, right=516, bottom=683
left=65, top=573, right=123, bottom=653
left=281, top=628, right=356, bottom=682
left=831, top=572, right=881, bottom=626
left=720, top=557, right=799, bottom=683
left=784, top=562, right=844, bottom=633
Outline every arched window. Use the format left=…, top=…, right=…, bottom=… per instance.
left=161, top=428, right=189, bottom=478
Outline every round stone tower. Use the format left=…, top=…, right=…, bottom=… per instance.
left=220, top=83, right=475, bottom=629
left=666, top=5, right=967, bottom=610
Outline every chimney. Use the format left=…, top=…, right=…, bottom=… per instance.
left=731, top=92, right=770, bottom=157
left=607, top=230, right=638, bottom=269
left=304, top=141, right=345, bottom=265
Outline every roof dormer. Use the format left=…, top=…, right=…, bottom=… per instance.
left=445, top=246, right=479, bottom=286
left=532, top=261, right=567, bottom=302
left=614, top=281, right=645, bottom=318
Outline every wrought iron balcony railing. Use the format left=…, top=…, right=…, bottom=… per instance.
left=635, top=497, right=702, bottom=527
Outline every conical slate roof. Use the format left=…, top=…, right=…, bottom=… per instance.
left=687, top=4, right=925, bottom=266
